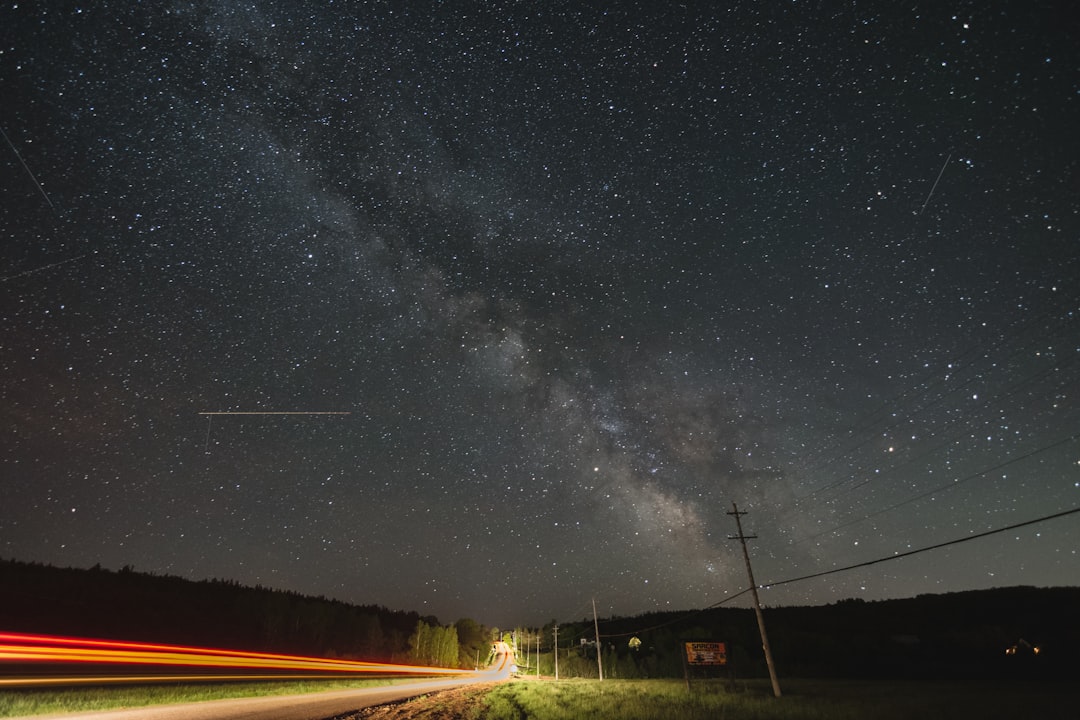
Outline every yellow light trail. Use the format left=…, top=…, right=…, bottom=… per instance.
left=0, top=632, right=470, bottom=687
left=0, top=674, right=392, bottom=688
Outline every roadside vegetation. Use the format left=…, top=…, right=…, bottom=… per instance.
left=478, top=677, right=1078, bottom=720
left=4, top=676, right=1076, bottom=718
left=0, top=678, right=417, bottom=718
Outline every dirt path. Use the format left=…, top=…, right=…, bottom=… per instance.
left=338, top=681, right=501, bottom=720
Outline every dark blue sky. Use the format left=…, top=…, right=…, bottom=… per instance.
left=2, top=2, right=1077, bottom=629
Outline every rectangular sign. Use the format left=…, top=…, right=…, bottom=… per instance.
left=684, top=641, right=727, bottom=666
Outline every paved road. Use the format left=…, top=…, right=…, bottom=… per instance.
left=12, top=655, right=514, bottom=720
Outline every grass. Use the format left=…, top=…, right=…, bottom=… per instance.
left=4, top=677, right=1076, bottom=719
left=0, top=677, right=419, bottom=717
left=478, top=677, right=1079, bottom=720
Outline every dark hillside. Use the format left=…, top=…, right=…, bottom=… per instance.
left=563, top=586, right=1080, bottom=680
left=0, top=558, right=423, bottom=660
left=4, top=559, right=1076, bottom=680
left=764, top=588, right=1080, bottom=679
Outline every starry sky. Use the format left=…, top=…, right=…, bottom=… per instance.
left=2, top=2, right=1078, bottom=630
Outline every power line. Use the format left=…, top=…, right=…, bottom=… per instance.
left=764, top=505, right=1080, bottom=590
left=792, top=430, right=1080, bottom=545
left=600, top=587, right=751, bottom=639
left=780, top=337, right=1078, bottom=547
left=802, top=346, right=1080, bottom=510
left=595, top=506, right=1078, bottom=639
left=813, top=360, right=1077, bottom=507
left=792, top=295, right=1076, bottom=501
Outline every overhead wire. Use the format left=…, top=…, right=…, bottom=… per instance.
left=762, top=505, right=1080, bottom=589
left=805, top=334, right=1079, bottom=508
left=778, top=301, right=1078, bottom=544
left=792, top=429, right=1080, bottom=545
left=598, top=589, right=753, bottom=639
left=813, top=355, right=1078, bottom=506
left=591, top=505, right=1079, bottom=638
left=791, top=293, right=1076, bottom=503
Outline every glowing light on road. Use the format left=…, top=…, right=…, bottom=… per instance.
left=0, top=632, right=472, bottom=687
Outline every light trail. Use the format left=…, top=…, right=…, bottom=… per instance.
left=197, top=412, right=352, bottom=416
left=1, top=254, right=87, bottom=283
left=198, top=411, right=351, bottom=453
left=0, top=674, right=393, bottom=688
left=0, top=125, right=57, bottom=212
left=0, top=632, right=471, bottom=687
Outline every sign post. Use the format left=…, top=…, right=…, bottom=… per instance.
left=683, top=641, right=727, bottom=691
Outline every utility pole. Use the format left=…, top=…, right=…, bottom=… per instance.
left=592, top=597, right=604, bottom=680
left=536, top=634, right=540, bottom=678
left=728, top=502, right=782, bottom=697
left=553, top=624, right=559, bottom=680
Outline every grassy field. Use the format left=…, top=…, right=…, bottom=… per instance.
left=0, top=677, right=418, bottom=717
left=478, top=677, right=1078, bottom=720
left=3, top=676, right=1077, bottom=719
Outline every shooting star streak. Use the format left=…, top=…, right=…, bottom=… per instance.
left=918, top=152, right=951, bottom=215
left=198, top=411, right=352, bottom=415
left=1, top=254, right=86, bottom=282
left=1, top=125, right=57, bottom=213
left=199, top=412, right=349, bottom=451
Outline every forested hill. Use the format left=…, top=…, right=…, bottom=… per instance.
left=4, top=559, right=1078, bottom=680
left=567, top=585, right=1080, bottom=680
left=0, top=558, right=428, bottom=660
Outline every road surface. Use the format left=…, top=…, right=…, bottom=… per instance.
left=10, top=654, right=515, bottom=720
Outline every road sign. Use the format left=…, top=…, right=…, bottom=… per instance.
left=684, top=641, right=727, bottom=666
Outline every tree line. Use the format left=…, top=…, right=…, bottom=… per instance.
left=0, top=558, right=492, bottom=668
left=9, top=559, right=1073, bottom=680
left=523, top=586, right=1080, bottom=681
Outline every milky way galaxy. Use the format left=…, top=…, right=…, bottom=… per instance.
left=2, top=2, right=1077, bottom=628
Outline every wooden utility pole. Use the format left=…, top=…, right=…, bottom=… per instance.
left=592, top=597, right=604, bottom=680
left=536, top=634, right=540, bottom=678
left=728, top=503, right=782, bottom=697
left=553, top=624, right=559, bottom=680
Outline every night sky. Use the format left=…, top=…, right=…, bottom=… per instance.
left=2, top=2, right=1078, bottom=630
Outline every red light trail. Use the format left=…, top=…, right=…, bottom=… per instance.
left=0, top=632, right=472, bottom=688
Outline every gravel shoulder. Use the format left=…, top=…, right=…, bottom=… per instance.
left=338, top=681, right=501, bottom=720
